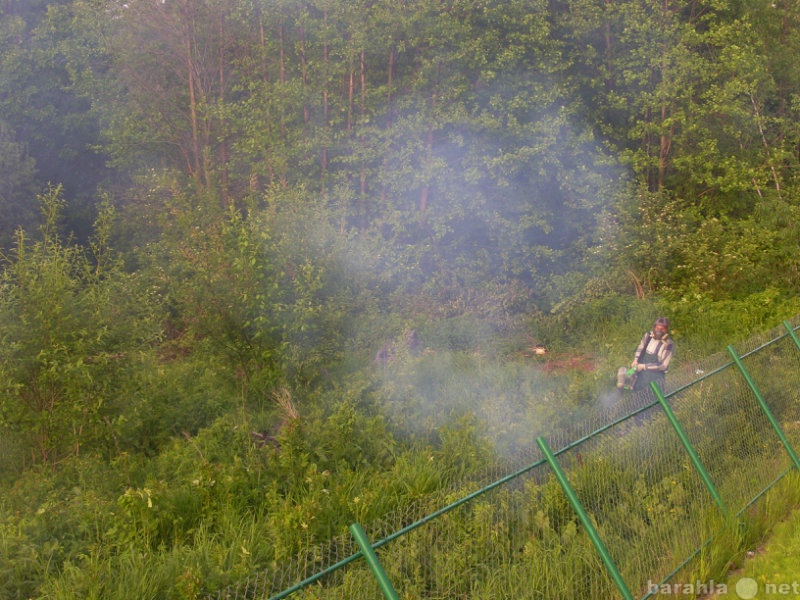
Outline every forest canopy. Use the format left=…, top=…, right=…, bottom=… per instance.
left=1, top=0, right=797, bottom=303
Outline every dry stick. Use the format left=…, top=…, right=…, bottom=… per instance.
left=750, top=92, right=783, bottom=200
left=628, top=270, right=646, bottom=300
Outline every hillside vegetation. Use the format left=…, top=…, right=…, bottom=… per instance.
left=1, top=1, right=800, bottom=598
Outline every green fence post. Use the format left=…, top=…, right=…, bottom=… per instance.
left=783, top=320, right=800, bottom=353
left=727, top=345, right=800, bottom=472
left=536, top=437, right=635, bottom=600
left=651, top=383, right=729, bottom=517
left=349, top=523, right=400, bottom=600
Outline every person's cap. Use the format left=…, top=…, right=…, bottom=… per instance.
left=654, top=317, right=670, bottom=330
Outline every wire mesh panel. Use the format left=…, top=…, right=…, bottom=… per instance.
left=204, top=526, right=363, bottom=600
left=668, top=364, right=792, bottom=517
left=377, top=459, right=617, bottom=599
left=736, top=331, right=800, bottom=446
left=545, top=409, right=724, bottom=600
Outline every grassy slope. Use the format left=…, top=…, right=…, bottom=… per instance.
left=708, top=503, right=800, bottom=599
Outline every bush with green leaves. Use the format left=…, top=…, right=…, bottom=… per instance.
left=0, top=187, right=163, bottom=468
left=135, top=186, right=364, bottom=396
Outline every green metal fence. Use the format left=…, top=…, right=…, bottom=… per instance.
left=206, top=317, right=800, bottom=599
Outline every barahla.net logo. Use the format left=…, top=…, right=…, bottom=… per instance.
left=647, top=580, right=727, bottom=596
left=648, top=577, right=800, bottom=598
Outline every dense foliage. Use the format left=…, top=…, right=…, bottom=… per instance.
left=1, top=0, right=800, bottom=597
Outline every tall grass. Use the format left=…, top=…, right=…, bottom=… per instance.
left=2, top=315, right=800, bottom=599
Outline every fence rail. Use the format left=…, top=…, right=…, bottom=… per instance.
left=207, top=317, right=800, bottom=600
